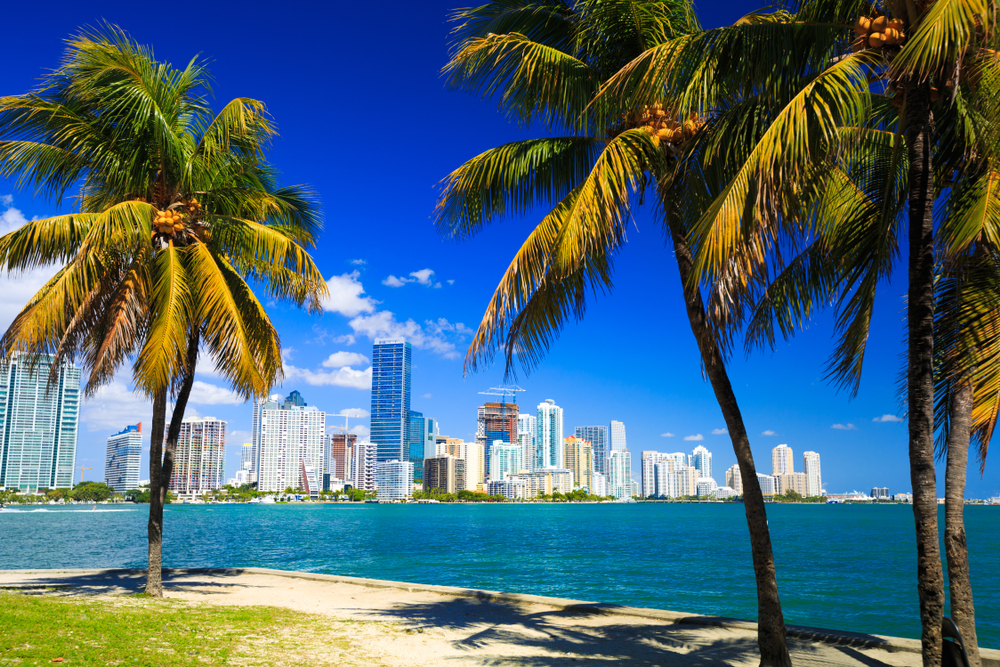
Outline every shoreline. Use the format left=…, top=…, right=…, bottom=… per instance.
left=2, top=567, right=998, bottom=665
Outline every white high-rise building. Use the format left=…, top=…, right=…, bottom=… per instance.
left=696, top=477, right=718, bottom=497
left=252, top=392, right=326, bottom=494
left=772, top=444, right=794, bottom=475
left=591, top=471, right=607, bottom=497
left=725, top=464, right=743, bottom=495
left=517, top=414, right=536, bottom=473
left=688, top=445, right=712, bottom=479
left=654, top=460, right=698, bottom=498
left=240, top=443, right=253, bottom=472
left=351, top=440, right=377, bottom=491
left=641, top=451, right=671, bottom=498
left=803, top=451, right=822, bottom=496
left=536, top=399, right=564, bottom=468
left=375, top=460, right=413, bottom=501
left=575, top=425, right=608, bottom=475
left=170, top=417, right=227, bottom=495
left=104, top=424, right=142, bottom=493
left=0, top=353, right=80, bottom=491
left=489, top=441, right=524, bottom=480
left=607, top=450, right=632, bottom=499
left=435, top=440, right=485, bottom=491
left=610, top=420, right=627, bottom=452
left=757, top=472, right=777, bottom=496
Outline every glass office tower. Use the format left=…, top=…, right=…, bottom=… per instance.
left=371, top=339, right=412, bottom=463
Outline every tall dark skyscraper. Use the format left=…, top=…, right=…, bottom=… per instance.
left=370, top=339, right=412, bottom=463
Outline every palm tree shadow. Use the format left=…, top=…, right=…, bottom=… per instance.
left=365, top=596, right=834, bottom=666
left=0, top=568, right=253, bottom=597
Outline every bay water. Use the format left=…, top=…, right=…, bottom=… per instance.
left=1, top=502, right=997, bottom=647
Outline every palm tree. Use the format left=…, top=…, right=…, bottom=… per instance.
left=437, top=2, right=793, bottom=663
left=595, top=1, right=996, bottom=662
left=0, top=26, right=327, bottom=596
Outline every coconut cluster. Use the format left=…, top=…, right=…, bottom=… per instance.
left=853, top=15, right=906, bottom=51
left=153, top=209, right=186, bottom=235
left=633, top=103, right=705, bottom=146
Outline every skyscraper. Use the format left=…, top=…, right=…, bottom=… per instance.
left=326, top=433, right=358, bottom=481
left=641, top=451, right=671, bottom=498
left=536, top=399, right=564, bottom=468
left=370, top=339, right=411, bottom=463
left=607, top=450, right=632, bottom=499
left=477, top=401, right=519, bottom=473
left=0, top=352, right=80, bottom=491
left=803, top=451, right=822, bottom=497
left=240, top=443, right=253, bottom=472
left=351, top=440, right=377, bottom=491
left=104, top=424, right=142, bottom=493
left=423, top=454, right=465, bottom=494
left=253, top=392, right=326, bottom=494
left=725, top=464, right=743, bottom=495
left=407, top=411, right=438, bottom=480
left=575, top=425, right=608, bottom=475
left=170, top=417, right=227, bottom=495
left=488, top=441, right=524, bottom=480
left=772, top=444, right=794, bottom=475
left=436, top=439, right=484, bottom=490
left=375, top=460, right=413, bottom=501
left=689, top=445, right=713, bottom=480
left=610, top=420, right=627, bottom=452
left=563, top=436, right=594, bottom=491
left=518, top=413, right=536, bottom=473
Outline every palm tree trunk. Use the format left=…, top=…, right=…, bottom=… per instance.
left=944, top=381, right=980, bottom=667
left=144, top=331, right=200, bottom=597
left=670, top=225, right=792, bottom=667
left=905, top=80, right=945, bottom=667
left=145, top=386, right=168, bottom=596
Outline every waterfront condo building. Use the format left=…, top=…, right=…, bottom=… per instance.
left=575, top=425, right=608, bottom=476
left=488, top=441, right=524, bottom=481
left=423, top=454, right=466, bottom=494
left=563, top=436, right=594, bottom=492
left=609, top=420, right=627, bottom=453
left=350, top=440, right=377, bottom=492
left=641, top=451, right=672, bottom=498
left=252, top=392, right=326, bottom=494
left=654, top=459, right=698, bottom=498
left=803, top=451, right=822, bottom=497
left=757, top=472, right=777, bottom=496
left=607, top=450, right=632, bottom=499
left=591, top=471, right=607, bottom=497
left=696, top=477, right=718, bottom=497
left=688, top=445, right=713, bottom=480
left=0, top=353, right=80, bottom=491
left=169, top=417, right=227, bottom=496
left=522, top=468, right=574, bottom=499
left=725, top=464, right=743, bottom=495
left=536, top=399, right=564, bottom=469
left=477, top=400, right=518, bottom=473
left=240, top=442, right=253, bottom=472
left=371, top=339, right=411, bottom=464
left=772, top=444, right=794, bottom=476
left=436, top=439, right=485, bottom=491
left=517, top=413, right=537, bottom=473
left=104, top=424, right=142, bottom=493
left=487, top=476, right=526, bottom=500
left=375, top=460, right=413, bottom=501
left=407, top=411, right=438, bottom=480
left=872, top=486, right=889, bottom=500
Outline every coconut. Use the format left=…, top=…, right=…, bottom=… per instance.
left=671, top=128, right=684, bottom=142
left=868, top=32, right=885, bottom=48
left=656, top=128, right=672, bottom=140
left=871, top=16, right=888, bottom=32
left=888, top=18, right=904, bottom=31
left=854, top=16, right=871, bottom=35
left=883, top=28, right=899, bottom=45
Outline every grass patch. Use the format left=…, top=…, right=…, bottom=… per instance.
left=0, top=592, right=371, bottom=666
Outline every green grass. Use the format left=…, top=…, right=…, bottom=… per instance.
left=0, top=592, right=366, bottom=666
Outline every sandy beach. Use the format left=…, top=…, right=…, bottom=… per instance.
left=0, top=568, right=946, bottom=666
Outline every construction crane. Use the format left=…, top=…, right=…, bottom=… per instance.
left=75, top=463, right=93, bottom=485
left=478, top=385, right=526, bottom=445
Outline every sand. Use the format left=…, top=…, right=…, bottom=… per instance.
left=0, top=569, right=924, bottom=666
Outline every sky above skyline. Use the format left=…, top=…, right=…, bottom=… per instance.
left=1, top=0, right=996, bottom=497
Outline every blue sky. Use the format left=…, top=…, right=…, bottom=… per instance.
left=1, top=0, right=996, bottom=498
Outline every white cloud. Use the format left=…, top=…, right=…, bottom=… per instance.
left=348, top=311, right=459, bottom=359
left=711, top=428, right=728, bottom=435
left=433, top=282, right=442, bottom=289
left=322, top=272, right=378, bottom=317
left=0, top=194, right=12, bottom=207
left=382, top=268, right=436, bottom=287
left=332, top=334, right=356, bottom=346
left=350, top=259, right=366, bottom=265
left=350, top=424, right=370, bottom=439
left=422, top=393, right=432, bottom=399
left=832, top=423, right=857, bottom=430
left=447, top=280, right=455, bottom=285
left=322, top=351, right=370, bottom=368
left=684, top=434, right=704, bottom=441
left=283, top=363, right=372, bottom=390
left=188, top=381, right=246, bottom=405
left=661, top=432, right=675, bottom=437
left=82, top=381, right=154, bottom=433
left=761, top=430, right=777, bottom=436
left=337, top=408, right=369, bottom=418
left=229, top=430, right=252, bottom=445
left=873, top=414, right=904, bottom=423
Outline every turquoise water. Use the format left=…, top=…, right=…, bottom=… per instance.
left=1, top=503, right=997, bottom=647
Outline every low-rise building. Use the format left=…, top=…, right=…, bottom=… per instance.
left=487, top=476, right=526, bottom=500
left=375, top=460, right=413, bottom=501
left=776, top=472, right=808, bottom=496
left=522, top=468, right=574, bottom=499
left=423, top=454, right=466, bottom=494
